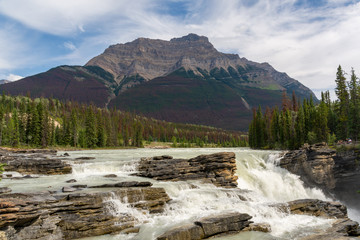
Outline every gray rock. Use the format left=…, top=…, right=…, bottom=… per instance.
left=62, top=187, right=77, bottom=192
left=157, top=212, right=252, bottom=240
left=65, top=179, right=77, bottom=183
left=137, top=152, right=238, bottom=188
left=103, top=174, right=117, bottom=178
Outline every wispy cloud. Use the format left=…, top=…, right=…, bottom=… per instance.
left=0, top=0, right=359, bottom=98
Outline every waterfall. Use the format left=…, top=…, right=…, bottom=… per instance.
left=81, top=149, right=333, bottom=240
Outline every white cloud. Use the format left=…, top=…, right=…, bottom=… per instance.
left=64, top=41, right=76, bottom=51
left=0, top=0, right=359, bottom=100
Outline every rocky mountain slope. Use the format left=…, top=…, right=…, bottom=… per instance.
left=0, top=34, right=317, bottom=130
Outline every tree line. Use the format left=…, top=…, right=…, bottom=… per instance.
left=0, top=94, right=247, bottom=149
left=249, top=65, right=359, bottom=149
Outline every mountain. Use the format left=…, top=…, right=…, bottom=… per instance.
left=0, top=34, right=317, bottom=130
left=0, top=66, right=116, bottom=107
left=0, top=79, right=11, bottom=84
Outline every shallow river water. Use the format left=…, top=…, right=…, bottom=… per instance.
left=2, top=148, right=358, bottom=239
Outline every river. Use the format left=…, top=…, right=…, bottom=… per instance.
left=2, top=148, right=358, bottom=239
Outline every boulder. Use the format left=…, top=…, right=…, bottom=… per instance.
left=0, top=187, right=171, bottom=240
left=65, top=179, right=77, bottom=183
left=104, top=174, right=117, bottom=178
left=137, top=152, right=238, bottom=188
left=157, top=212, right=252, bottom=240
left=287, top=199, right=347, bottom=219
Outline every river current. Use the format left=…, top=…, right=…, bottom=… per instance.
left=3, top=148, right=358, bottom=239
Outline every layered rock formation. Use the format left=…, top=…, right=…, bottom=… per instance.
left=157, top=212, right=252, bottom=240
left=280, top=143, right=360, bottom=213
left=0, top=149, right=71, bottom=175
left=0, top=187, right=171, bottom=240
left=136, top=152, right=238, bottom=188
left=280, top=143, right=336, bottom=190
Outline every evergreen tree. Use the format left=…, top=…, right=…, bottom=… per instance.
left=85, top=107, right=97, bottom=148
left=335, top=65, right=349, bottom=140
left=348, top=68, right=359, bottom=141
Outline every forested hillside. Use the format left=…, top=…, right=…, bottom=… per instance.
left=249, top=65, right=359, bottom=150
left=0, top=94, right=247, bottom=149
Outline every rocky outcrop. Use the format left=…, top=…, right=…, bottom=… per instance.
left=286, top=199, right=360, bottom=239
left=287, top=199, right=347, bottom=219
left=300, top=219, right=360, bottom=240
left=332, top=149, right=360, bottom=209
left=0, top=187, right=171, bottom=240
left=280, top=143, right=336, bottom=190
left=156, top=212, right=252, bottom=240
left=137, top=152, right=238, bottom=188
left=280, top=143, right=360, bottom=211
left=0, top=150, right=71, bottom=175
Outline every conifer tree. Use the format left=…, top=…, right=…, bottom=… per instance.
left=335, top=65, right=349, bottom=140
left=348, top=68, right=359, bottom=141
left=85, top=107, right=97, bottom=148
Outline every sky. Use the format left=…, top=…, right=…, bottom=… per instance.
left=0, top=0, right=360, bottom=99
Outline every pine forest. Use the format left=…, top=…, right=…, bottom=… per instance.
left=249, top=65, right=359, bottom=149
left=0, top=94, right=247, bottom=149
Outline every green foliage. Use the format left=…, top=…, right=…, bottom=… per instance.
left=249, top=66, right=360, bottom=150
left=0, top=163, right=5, bottom=181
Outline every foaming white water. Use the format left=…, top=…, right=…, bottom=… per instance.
left=236, top=152, right=328, bottom=202
left=103, top=192, right=149, bottom=223
left=71, top=161, right=138, bottom=178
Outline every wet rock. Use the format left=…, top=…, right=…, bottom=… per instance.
left=63, top=152, right=70, bottom=156
left=104, top=174, right=117, bottom=178
left=300, top=219, right=360, bottom=240
left=0, top=187, right=12, bottom=194
left=137, top=152, right=238, bottom=188
left=0, top=187, right=170, bottom=240
left=75, top=157, right=96, bottom=160
left=0, top=150, right=72, bottom=175
left=157, top=212, right=252, bottom=240
left=62, top=187, right=77, bottom=192
left=243, top=223, right=271, bottom=233
left=287, top=199, right=347, bottom=219
left=157, top=224, right=204, bottom=240
left=71, top=184, right=87, bottom=189
left=89, top=181, right=153, bottom=188
left=65, top=179, right=77, bottom=183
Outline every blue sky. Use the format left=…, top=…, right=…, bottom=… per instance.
left=0, top=0, right=360, bottom=99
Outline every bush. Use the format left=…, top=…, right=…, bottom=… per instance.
left=0, top=163, right=5, bottom=181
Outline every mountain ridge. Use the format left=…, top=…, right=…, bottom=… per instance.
left=0, top=33, right=317, bottom=130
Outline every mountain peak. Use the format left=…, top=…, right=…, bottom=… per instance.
left=85, top=34, right=235, bottom=85
left=170, top=33, right=209, bottom=43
